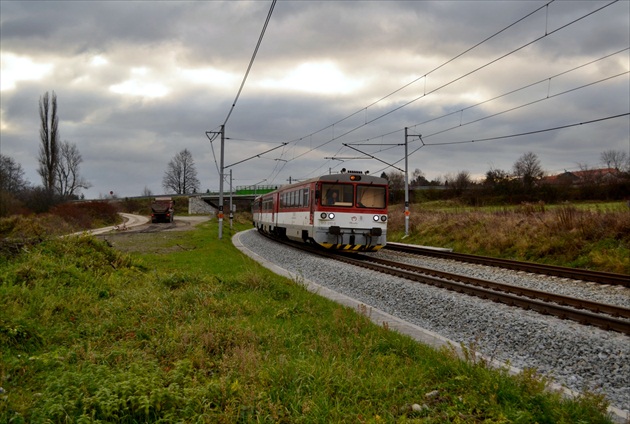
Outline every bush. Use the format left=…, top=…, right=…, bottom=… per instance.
left=50, top=201, right=119, bottom=229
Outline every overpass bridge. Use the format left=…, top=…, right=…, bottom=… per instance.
left=190, top=185, right=277, bottom=214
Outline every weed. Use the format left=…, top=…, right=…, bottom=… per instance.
left=0, top=319, right=42, bottom=349
left=157, top=271, right=206, bottom=290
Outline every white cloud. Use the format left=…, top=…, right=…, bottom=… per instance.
left=0, top=52, right=54, bottom=91
left=178, top=66, right=239, bottom=88
left=109, top=67, right=170, bottom=98
left=90, top=55, right=108, bottom=66
left=258, top=62, right=365, bottom=95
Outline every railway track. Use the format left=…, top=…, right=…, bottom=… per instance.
left=264, top=234, right=630, bottom=335
left=385, top=242, right=630, bottom=287
left=348, top=253, right=630, bottom=335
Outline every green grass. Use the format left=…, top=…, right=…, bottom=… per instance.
left=0, top=218, right=614, bottom=422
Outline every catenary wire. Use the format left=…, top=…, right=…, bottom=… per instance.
left=281, top=0, right=556, bottom=151
left=369, top=113, right=629, bottom=176
left=355, top=69, right=629, bottom=158
left=348, top=47, right=629, bottom=145
left=223, top=0, right=277, bottom=127
left=226, top=1, right=621, bottom=184
left=219, top=1, right=624, bottom=186
left=284, top=0, right=621, bottom=168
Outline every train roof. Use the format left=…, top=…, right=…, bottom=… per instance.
left=287, top=173, right=388, bottom=188
left=254, top=173, right=388, bottom=199
left=317, top=173, right=387, bottom=184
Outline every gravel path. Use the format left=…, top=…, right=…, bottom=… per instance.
left=236, top=229, right=630, bottom=420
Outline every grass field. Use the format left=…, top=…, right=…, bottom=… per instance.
left=0, top=215, right=615, bottom=423
left=388, top=201, right=630, bottom=274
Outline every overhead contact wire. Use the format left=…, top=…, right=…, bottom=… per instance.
left=223, top=0, right=277, bottom=127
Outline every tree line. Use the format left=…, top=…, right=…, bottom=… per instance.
left=383, top=150, right=630, bottom=204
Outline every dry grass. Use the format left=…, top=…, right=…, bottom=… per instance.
left=389, top=202, right=630, bottom=274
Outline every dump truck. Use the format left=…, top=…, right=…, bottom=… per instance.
left=151, top=197, right=174, bottom=223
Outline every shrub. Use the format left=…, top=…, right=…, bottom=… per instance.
left=50, top=201, right=119, bottom=229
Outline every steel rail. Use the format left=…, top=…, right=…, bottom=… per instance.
left=385, top=242, right=630, bottom=287
left=258, top=233, right=630, bottom=335
left=331, top=252, right=630, bottom=335
left=358, top=255, right=630, bottom=320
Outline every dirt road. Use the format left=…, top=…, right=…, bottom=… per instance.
left=94, top=214, right=212, bottom=254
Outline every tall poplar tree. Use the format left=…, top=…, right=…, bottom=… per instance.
left=37, top=91, right=59, bottom=192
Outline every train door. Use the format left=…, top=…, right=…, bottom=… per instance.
left=253, top=198, right=261, bottom=222
left=273, top=191, right=279, bottom=227
left=309, top=183, right=315, bottom=225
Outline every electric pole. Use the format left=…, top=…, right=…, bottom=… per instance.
left=404, top=128, right=422, bottom=238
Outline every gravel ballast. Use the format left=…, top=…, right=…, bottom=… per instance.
left=236, top=229, right=630, bottom=419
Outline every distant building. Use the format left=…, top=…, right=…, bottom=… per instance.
left=540, top=168, right=621, bottom=186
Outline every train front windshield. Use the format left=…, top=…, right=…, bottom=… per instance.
left=321, top=183, right=386, bottom=208
left=357, top=185, right=386, bottom=208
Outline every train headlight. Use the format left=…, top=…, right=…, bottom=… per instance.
left=328, top=213, right=335, bottom=220
left=373, top=215, right=380, bottom=222
left=381, top=215, right=388, bottom=222
left=320, top=212, right=327, bottom=219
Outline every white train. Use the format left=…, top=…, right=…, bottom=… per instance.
left=252, top=171, right=388, bottom=251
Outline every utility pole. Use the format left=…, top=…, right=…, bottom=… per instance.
left=205, top=127, right=225, bottom=239
left=404, top=127, right=410, bottom=237
left=229, top=169, right=233, bottom=230
left=404, top=128, right=422, bottom=238
left=206, top=126, right=287, bottom=239
left=218, top=125, right=225, bottom=239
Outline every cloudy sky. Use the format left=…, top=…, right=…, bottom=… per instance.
left=1, top=0, right=629, bottom=199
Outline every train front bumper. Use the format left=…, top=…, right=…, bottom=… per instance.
left=315, top=226, right=387, bottom=251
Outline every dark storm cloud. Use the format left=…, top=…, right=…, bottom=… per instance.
left=1, top=1, right=187, bottom=53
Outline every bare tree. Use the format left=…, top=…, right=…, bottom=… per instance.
left=601, top=149, right=629, bottom=172
left=386, top=171, right=405, bottom=191
left=37, top=91, right=59, bottom=192
left=142, top=186, right=153, bottom=197
left=0, top=154, right=30, bottom=194
left=484, top=166, right=514, bottom=195
left=513, top=152, right=544, bottom=190
left=410, top=168, right=430, bottom=186
left=452, top=170, right=472, bottom=191
left=162, top=149, right=200, bottom=194
left=484, top=167, right=511, bottom=187
left=55, top=141, right=91, bottom=198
